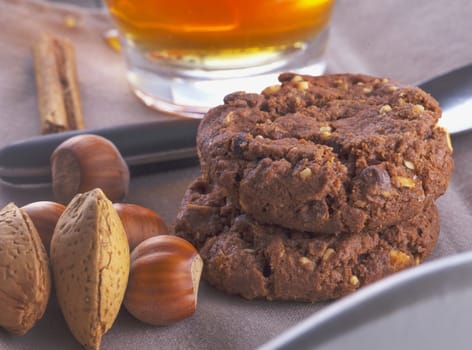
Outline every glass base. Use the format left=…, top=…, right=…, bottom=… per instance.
left=124, top=29, right=329, bottom=118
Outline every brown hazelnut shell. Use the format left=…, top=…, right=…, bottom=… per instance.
left=124, top=235, right=203, bottom=325
left=50, top=134, right=129, bottom=204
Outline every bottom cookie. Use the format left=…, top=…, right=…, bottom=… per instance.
left=175, top=177, right=439, bottom=302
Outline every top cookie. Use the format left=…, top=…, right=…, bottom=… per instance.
left=197, top=73, right=453, bottom=234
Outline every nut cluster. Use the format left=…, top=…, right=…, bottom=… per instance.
left=0, top=134, right=203, bottom=348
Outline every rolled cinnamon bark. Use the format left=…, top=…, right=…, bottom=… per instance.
left=32, top=33, right=85, bottom=134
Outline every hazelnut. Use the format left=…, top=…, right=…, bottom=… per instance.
left=223, top=111, right=235, bottom=126
left=435, top=125, right=453, bottom=151
left=322, top=248, right=335, bottom=261
left=261, top=84, right=281, bottom=95
left=319, top=125, right=332, bottom=138
left=290, top=75, right=304, bottom=83
left=299, top=256, right=315, bottom=271
left=296, top=81, right=310, bottom=91
left=403, top=160, right=415, bottom=170
left=124, top=235, right=203, bottom=325
left=50, top=134, right=130, bottom=204
left=412, top=104, right=425, bottom=113
left=389, top=249, right=411, bottom=271
left=349, top=275, right=360, bottom=286
left=299, top=167, right=312, bottom=180
left=113, top=203, right=169, bottom=251
left=21, top=201, right=65, bottom=254
left=415, top=256, right=421, bottom=265
left=379, top=104, right=392, bottom=114
left=392, top=175, right=416, bottom=188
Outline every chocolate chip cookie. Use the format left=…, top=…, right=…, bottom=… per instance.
left=175, top=177, right=439, bottom=302
left=197, top=73, right=453, bottom=234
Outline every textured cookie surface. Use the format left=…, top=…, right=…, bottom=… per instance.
left=197, top=73, right=453, bottom=234
left=175, top=177, right=439, bottom=302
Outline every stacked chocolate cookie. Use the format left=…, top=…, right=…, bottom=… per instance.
left=174, top=73, right=454, bottom=302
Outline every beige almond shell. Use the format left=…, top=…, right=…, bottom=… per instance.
left=50, top=188, right=130, bottom=350
left=0, top=203, right=51, bottom=335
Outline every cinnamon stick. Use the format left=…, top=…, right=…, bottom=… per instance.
left=32, top=33, right=85, bottom=134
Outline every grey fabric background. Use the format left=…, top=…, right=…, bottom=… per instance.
left=0, top=0, right=471, bottom=349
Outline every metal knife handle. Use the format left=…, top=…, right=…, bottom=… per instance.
left=0, top=118, right=200, bottom=185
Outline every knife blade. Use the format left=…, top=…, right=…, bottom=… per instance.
left=418, top=63, right=472, bottom=134
left=0, top=118, right=200, bottom=185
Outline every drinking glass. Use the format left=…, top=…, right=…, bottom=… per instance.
left=104, top=0, right=335, bottom=117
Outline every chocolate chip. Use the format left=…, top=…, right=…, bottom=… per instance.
left=299, top=200, right=329, bottom=222
left=231, top=133, right=249, bottom=156
left=278, top=72, right=297, bottom=83
left=243, top=93, right=265, bottom=108
left=360, top=165, right=391, bottom=189
left=224, top=92, right=264, bottom=108
left=224, top=91, right=247, bottom=106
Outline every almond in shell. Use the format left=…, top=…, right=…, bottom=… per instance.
left=50, top=188, right=130, bottom=350
left=0, top=203, right=51, bottom=335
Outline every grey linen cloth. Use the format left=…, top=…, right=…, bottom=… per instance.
left=0, top=0, right=471, bottom=349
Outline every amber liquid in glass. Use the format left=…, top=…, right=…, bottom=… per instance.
left=106, top=0, right=334, bottom=68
